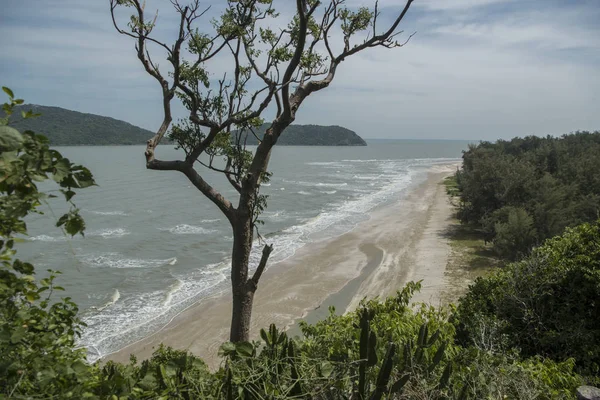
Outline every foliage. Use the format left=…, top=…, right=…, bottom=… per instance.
left=453, top=349, right=582, bottom=400
left=455, top=132, right=600, bottom=259
left=0, top=88, right=97, bottom=397
left=491, top=206, right=538, bottom=260
left=4, top=104, right=156, bottom=145
left=454, top=220, right=600, bottom=377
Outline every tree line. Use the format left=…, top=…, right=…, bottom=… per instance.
left=455, top=131, right=600, bottom=259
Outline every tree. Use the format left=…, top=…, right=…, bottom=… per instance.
left=1, top=88, right=97, bottom=397
left=109, top=0, right=416, bottom=342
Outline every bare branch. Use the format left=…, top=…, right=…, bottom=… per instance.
left=249, top=244, right=273, bottom=287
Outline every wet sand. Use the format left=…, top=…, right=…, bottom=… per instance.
left=106, top=163, right=458, bottom=367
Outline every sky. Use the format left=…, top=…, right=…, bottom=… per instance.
left=1, top=0, right=599, bottom=141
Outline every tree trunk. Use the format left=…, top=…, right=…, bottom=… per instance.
left=229, top=210, right=254, bottom=342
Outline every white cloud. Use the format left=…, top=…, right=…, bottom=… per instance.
left=1, top=0, right=598, bottom=139
left=415, top=0, right=515, bottom=11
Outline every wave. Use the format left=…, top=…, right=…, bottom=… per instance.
left=29, top=234, right=68, bottom=242
left=88, top=210, right=128, bottom=216
left=80, top=267, right=226, bottom=363
left=81, top=253, right=177, bottom=269
left=163, top=279, right=183, bottom=307
left=305, top=161, right=342, bottom=166
left=283, top=179, right=349, bottom=188
left=320, top=190, right=337, bottom=194
left=88, top=228, right=130, bottom=238
left=262, top=210, right=289, bottom=222
left=297, top=191, right=311, bottom=195
left=93, top=289, right=121, bottom=312
left=160, top=224, right=217, bottom=235
left=29, top=228, right=129, bottom=241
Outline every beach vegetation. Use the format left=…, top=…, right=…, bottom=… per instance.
left=108, top=0, right=417, bottom=343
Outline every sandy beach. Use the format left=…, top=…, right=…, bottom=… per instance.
left=106, top=163, right=458, bottom=367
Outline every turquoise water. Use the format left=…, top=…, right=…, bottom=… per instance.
left=18, top=140, right=470, bottom=360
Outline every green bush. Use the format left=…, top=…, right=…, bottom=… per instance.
left=452, top=349, right=582, bottom=400
left=454, top=220, right=600, bottom=377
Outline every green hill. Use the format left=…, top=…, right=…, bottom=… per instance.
left=7, top=105, right=155, bottom=145
left=6, top=105, right=367, bottom=146
left=239, top=124, right=367, bottom=146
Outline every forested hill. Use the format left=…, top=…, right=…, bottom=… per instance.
left=6, top=105, right=366, bottom=146
left=7, top=105, right=155, bottom=145
left=238, top=124, right=367, bottom=146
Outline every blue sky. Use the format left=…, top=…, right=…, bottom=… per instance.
left=1, top=0, right=599, bottom=140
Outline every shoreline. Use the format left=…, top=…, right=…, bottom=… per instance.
left=105, top=163, right=459, bottom=368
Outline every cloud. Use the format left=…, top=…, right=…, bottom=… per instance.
left=416, top=0, right=515, bottom=11
left=1, top=0, right=598, bottom=140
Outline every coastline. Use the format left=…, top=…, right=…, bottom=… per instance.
left=105, top=163, right=459, bottom=368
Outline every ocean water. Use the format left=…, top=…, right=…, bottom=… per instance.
left=17, top=140, right=470, bottom=361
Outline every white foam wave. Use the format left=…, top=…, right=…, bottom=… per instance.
left=297, top=191, right=311, bottom=195
left=160, top=224, right=217, bottom=235
left=88, top=210, right=128, bottom=216
left=93, top=289, right=121, bottom=312
left=305, top=161, right=342, bottom=166
left=163, top=279, right=183, bottom=306
left=89, top=228, right=130, bottom=238
left=263, top=210, right=289, bottom=222
left=320, top=190, right=337, bottom=194
left=29, top=234, right=68, bottom=242
left=80, top=269, right=226, bottom=362
left=81, top=253, right=176, bottom=269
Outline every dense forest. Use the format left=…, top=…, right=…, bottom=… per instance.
left=455, top=131, right=600, bottom=259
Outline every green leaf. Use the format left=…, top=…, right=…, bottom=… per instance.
left=235, top=341, right=254, bottom=357
left=71, top=360, right=88, bottom=374
left=218, top=342, right=237, bottom=358
left=2, top=86, right=14, bottom=98
left=10, top=326, right=27, bottom=344
left=53, top=158, right=71, bottom=182
left=391, top=374, right=411, bottom=393
left=320, top=361, right=333, bottom=378
left=0, top=125, right=24, bottom=151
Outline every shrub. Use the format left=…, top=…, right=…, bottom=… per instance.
left=454, top=220, right=600, bottom=376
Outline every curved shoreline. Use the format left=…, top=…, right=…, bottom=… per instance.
left=105, top=163, right=458, bottom=368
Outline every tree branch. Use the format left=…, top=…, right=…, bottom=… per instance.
left=249, top=244, right=273, bottom=288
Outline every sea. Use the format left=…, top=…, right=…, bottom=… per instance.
left=17, top=140, right=471, bottom=362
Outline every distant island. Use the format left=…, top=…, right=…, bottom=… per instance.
left=7, top=105, right=366, bottom=146
left=238, top=124, right=367, bottom=146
